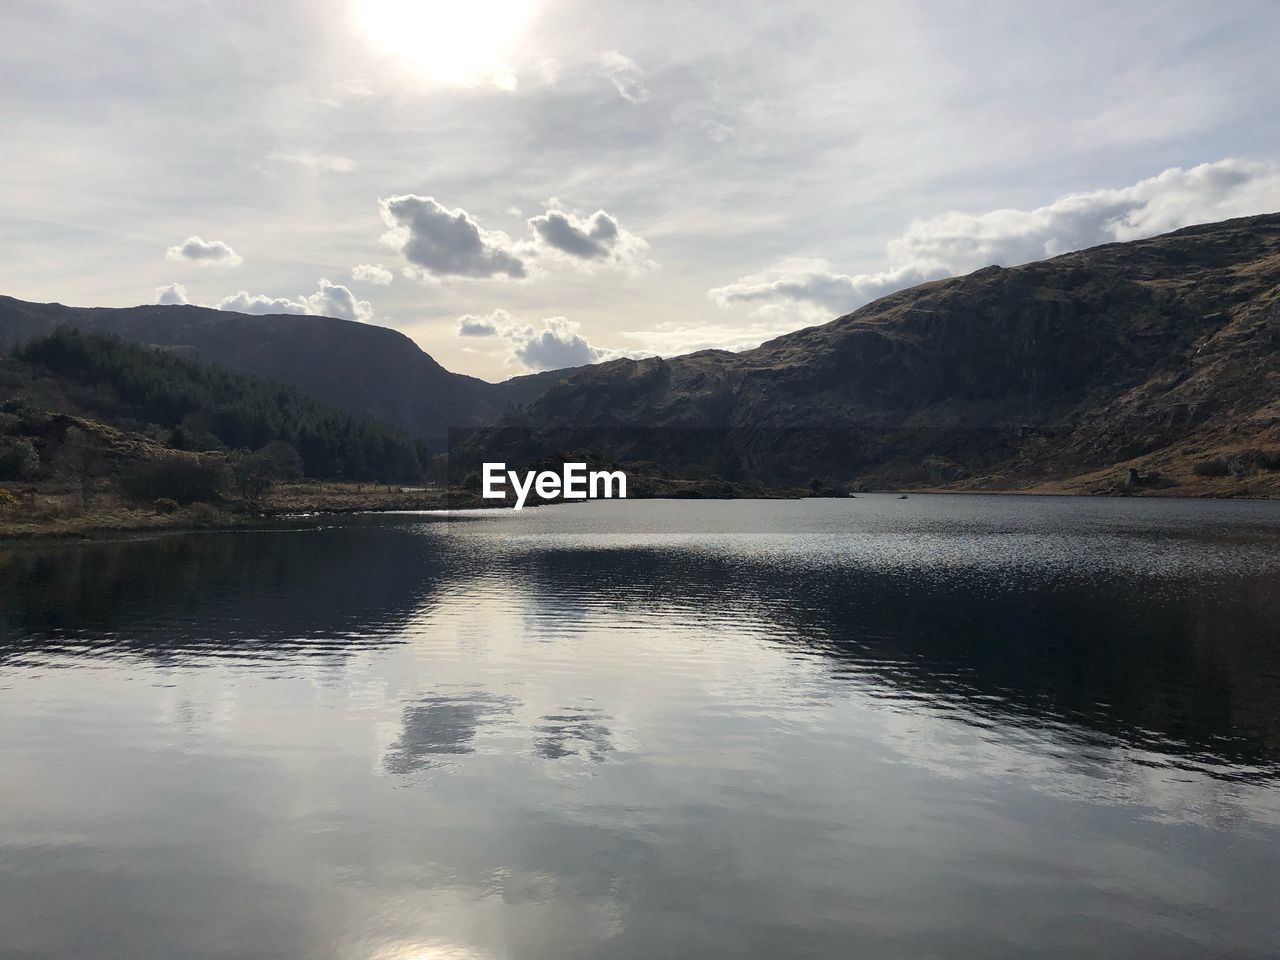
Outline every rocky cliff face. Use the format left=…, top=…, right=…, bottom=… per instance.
left=0, top=298, right=572, bottom=449
left=476, top=214, right=1280, bottom=494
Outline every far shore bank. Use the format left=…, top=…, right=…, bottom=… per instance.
left=3, top=477, right=1277, bottom=543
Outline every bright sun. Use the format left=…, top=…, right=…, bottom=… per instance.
left=355, top=0, right=539, bottom=87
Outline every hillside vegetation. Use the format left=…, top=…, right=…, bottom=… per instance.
left=0, top=297, right=577, bottom=448
left=10, top=329, right=426, bottom=481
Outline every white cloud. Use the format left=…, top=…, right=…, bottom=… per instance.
left=165, top=235, right=243, bottom=268
left=710, top=259, right=943, bottom=315
left=308, top=78, right=375, bottom=108
left=380, top=194, right=526, bottom=280
left=266, top=150, right=356, bottom=173
left=712, top=159, right=1280, bottom=320
left=455, top=308, right=641, bottom=371
left=621, top=317, right=803, bottom=356
left=301, top=278, right=374, bottom=322
left=217, top=279, right=373, bottom=323
left=514, top=317, right=604, bottom=370
left=595, top=51, right=649, bottom=103
left=533, top=58, right=561, bottom=87
left=218, top=291, right=310, bottom=315
left=527, top=202, right=657, bottom=274
left=155, top=282, right=189, bottom=305
left=886, top=158, right=1280, bottom=270
left=351, top=263, right=393, bottom=285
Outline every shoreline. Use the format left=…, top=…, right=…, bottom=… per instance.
left=3, top=481, right=1276, bottom=543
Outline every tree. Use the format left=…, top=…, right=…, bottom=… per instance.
left=228, top=451, right=277, bottom=507
left=15, top=330, right=426, bottom=482
left=54, top=428, right=102, bottom=509
left=258, top=440, right=304, bottom=480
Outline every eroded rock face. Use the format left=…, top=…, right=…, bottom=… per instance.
left=488, top=213, right=1280, bottom=489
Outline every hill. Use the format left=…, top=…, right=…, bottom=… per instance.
left=456, top=214, right=1280, bottom=497
left=4, top=330, right=426, bottom=482
left=0, top=297, right=576, bottom=450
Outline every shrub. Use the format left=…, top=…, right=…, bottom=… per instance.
left=153, top=497, right=179, bottom=514
left=1193, top=457, right=1231, bottom=477
left=0, top=438, right=39, bottom=480
left=1252, top=449, right=1280, bottom=471
left=0, top=486, right=19, bottom=510
left=122, top=455, right=225, bottom=504
left=183, top=502, right=221, bottom=526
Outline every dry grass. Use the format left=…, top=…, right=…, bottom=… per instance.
left=0, top=486, right=244, bottom=540
left=0, top=480, right=490, bottom=540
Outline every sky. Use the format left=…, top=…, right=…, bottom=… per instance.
left=3, top=0, right=1280, bottom=381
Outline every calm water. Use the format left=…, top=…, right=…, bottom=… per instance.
left=2, top=496, right=1280, bottom=960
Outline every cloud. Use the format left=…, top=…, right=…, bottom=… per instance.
left=711, top=159, right=1280, bottom=319
left=455, top=309, right=641, bottom=371
left=513, top=317, right=610, bottom=370
left=266, top=150, right=356, bottom=173
left=533, top=58, right=561, bottom=87
left=165, top=235, right=243, bottom=267
left=308, top=78, right=375, bottom=108
left=155, top=282, right=189, bottom=305
left=379, top=194, right=526, bottom=280
left=381, top=196, right=655, bottom=281
left=710, top=259, right=943, bottom=315
left=530, top=208, right=617, bottom=259
left=217, top=279, right=373, bottom=322
left=527, top=202, right=656, bottom=273
left=621, top=317, right=808, bottom=356
left=595, top=51, right=649, bottom=103
left=351, top=263, right=393, bottom=285
left=884, top=158, right=1280, bottom=271
left=218, top=291, right=310, bottom=315
left=457, top=313, right=502, bottom=337
left=301, top=278, right=374, bottom=323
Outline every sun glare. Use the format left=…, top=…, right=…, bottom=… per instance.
left=355, top=0, right=539, bottom=87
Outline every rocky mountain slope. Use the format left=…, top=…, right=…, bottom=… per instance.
left=465, top=214, right=1280, bottom=495
left=0, top=298, right=572, bottom=449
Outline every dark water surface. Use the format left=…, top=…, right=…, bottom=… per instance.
left=2, top=496, right=1279, bottom=959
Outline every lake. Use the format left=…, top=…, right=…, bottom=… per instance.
left=2, top=495, right=1279, bottom=959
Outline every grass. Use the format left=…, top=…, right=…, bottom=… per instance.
left=0, top=480, right=495, bottom=541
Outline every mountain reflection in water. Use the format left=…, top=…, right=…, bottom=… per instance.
left=1, top=496, right=1279, bottom=960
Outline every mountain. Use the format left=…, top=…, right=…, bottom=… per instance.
left=8, top=214, right=1279, bottom=497
left=0, top=297, right=573, bottom=450
left=459, top=213, right=1280, bottom=495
